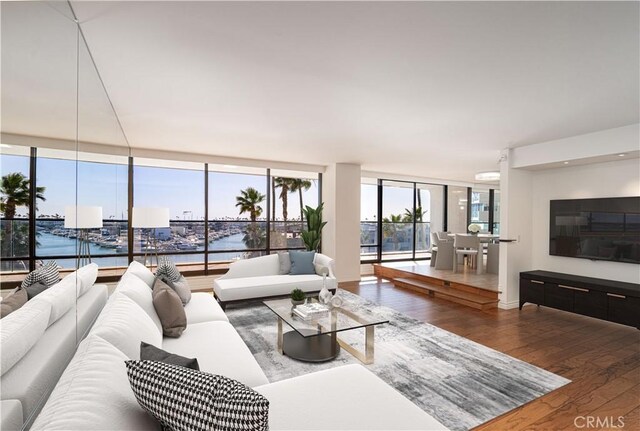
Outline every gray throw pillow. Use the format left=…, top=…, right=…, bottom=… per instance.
left=277, top=252, right=291, bottom=275
left=165, top=275, right=191, bottom=305
left=140, top=341, right=199, bottom=370
left=289, top=250, right=316, bottom=275
left=152, top=278, right=187, bottom=338
left=25, top=281, right=50, bottom=300
left=1, top=288, right=28, bottom=318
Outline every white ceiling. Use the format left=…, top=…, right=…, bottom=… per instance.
left=4, top=1, right=639, bottom=182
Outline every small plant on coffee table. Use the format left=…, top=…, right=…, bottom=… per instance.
left=291, top=288, right=305, bottom=305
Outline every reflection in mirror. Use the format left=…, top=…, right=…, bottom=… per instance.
left=0, top=1, right=82, bottom=429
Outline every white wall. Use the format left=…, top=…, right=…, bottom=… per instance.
left=531, top=158, right=640, bottom=283
left=322, top=163, right=362, bottom=282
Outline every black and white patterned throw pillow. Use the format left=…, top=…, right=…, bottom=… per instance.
left=21, top=261, right=60, bottom=289
left=125, top=360, right=269, bottom=431
left=155, top=256, right=181, bottom=283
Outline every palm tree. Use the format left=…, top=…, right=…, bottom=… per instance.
left=273, top=177, right=295, bottom=222
left=382, top=214, right=403, bottom=251
left=235, top=187, right=265, bottom=222
left=1, top=172, right=46, bottom=258
left=289, top=178, right=312, bottom=222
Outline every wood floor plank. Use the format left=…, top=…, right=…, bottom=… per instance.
left=339, top=278, right=640, bottom=431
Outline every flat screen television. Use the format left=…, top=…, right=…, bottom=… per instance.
left=549, top=197, right=640, bottom=264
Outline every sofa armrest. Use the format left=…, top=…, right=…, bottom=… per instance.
left=313, top=253, right=337, bottom=279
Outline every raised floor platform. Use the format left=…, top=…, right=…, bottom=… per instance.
left=373, top=262, right=500, bottom=310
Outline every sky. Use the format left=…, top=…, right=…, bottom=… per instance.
left=1, top=154, right=319, bottom=220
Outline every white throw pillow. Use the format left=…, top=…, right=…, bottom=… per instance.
left=0, top=300, right=51, bottom=376
left=124, top=260, right=155, bottom=288
left=90, top=293, right=162, bottom=359
left=30, top=274, right=78, bottom=327
left=116, top=272, right=162, bottom=333
left=30, top=335, right=158, bottom=431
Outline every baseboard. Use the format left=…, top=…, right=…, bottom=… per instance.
left=498, top=300, right=520, bottom=310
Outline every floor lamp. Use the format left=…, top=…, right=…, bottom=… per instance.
left=132, top=207, right=170, bottom=268
left=65, top=206, right=103, bottom=267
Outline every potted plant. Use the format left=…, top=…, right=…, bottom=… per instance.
left=291, top=288, right=305, bottom=306
left=301, top=203, right=327, bottom=252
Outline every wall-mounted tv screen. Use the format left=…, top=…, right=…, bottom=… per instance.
left=550, top=197, right=640, bottom=264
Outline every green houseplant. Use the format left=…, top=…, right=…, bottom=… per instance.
left=301, top=203, right=327, bottom=252
left=290, top=288, right=305, bottom=306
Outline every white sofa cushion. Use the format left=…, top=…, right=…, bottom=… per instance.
left=255, top=364, right=449, bottom=430
left=1, top=400, right=23, bottom=431
left=214, top=274, right=337, bottom=302
left=1, top=285, right=108, bottom=426
left=124, top=260, right=156, bottom=288
left=116, top=272, right=162, bottom=332
left=30, top=335, right=159, bottom=431
left=1, top=300, right=51, bottom=376
left=30, top=274, right=79, bottom=327
left=162, top=321, right=269, bottom=388
left=90, top=293, right=161, bottom=359
left=184, top=292, right=228, bottom=324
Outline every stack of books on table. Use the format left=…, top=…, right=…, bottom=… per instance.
left=293, top=303, right=329, bottom=320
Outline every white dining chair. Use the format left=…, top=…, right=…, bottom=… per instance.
left=430, top=232, right=439, bottom=267
left=453, top=234, right=482, bottom=274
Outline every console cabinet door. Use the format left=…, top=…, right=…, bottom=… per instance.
left=521, top=279, right=545, bottom=305
left=607, top=294, right=640, bottom=328
left=545, top=284, right=574, bottom=312
left=574, top=289, right=607, bottom=319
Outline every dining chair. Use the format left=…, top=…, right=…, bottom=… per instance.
left=453, top=234, right=482, bottom=274
left=436, top=231, right=451, bottom=242
left=430, top=232, right=439, bottom=267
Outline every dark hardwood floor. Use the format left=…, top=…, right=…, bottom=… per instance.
left=341, top=278, right=640, bottom=431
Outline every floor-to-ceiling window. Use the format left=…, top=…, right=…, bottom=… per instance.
left=0, top=146, right=31, bottom=273
left=208, top=166, right=267, bottom=265
left=415, top=184, right=445, bottom=258
left=270, top=170, right=319, bottom=252
left=36, top=148, right=129, bottom=269
left=381, top=181, right=415, bottom=261
left=470, top=188, right=491, bottom=233
left=360, top=179, right=378, bottom=262
left=493, top=190, right=500, bottom=234
left=133, top=159, right=205, bottom=266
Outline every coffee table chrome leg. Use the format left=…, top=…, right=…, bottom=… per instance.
left=364, top=325, right=374, bottom=364
left=336, top=325, right=375, bottom=365
left=277, top=317, right=283, bottom=355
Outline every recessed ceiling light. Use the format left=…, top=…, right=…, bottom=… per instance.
left=474, top=171, right=500, bottom=181
left=563, top=161, right=570, bottom=165
left=618, top=154, right=626, bottom=157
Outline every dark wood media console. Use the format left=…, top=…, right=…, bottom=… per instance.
left=520, top=270, right=640, bottom=329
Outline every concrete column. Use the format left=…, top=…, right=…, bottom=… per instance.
left=322, top=163, right=361, bottom=282
left=498, top=148, right=533, bottom=309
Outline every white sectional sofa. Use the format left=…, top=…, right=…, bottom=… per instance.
left=214, top=253, right=338, bottom=309
left=31, top=261, right=449, bottom=430
left=0, top=264, right=108, bottom=430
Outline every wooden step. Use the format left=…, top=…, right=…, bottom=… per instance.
left=393, top=277, right=499, bottom=310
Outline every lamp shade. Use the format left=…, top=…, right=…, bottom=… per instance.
left=132, top=207, right=170, bottom=228
left=64, top=206, right=103, bottom=229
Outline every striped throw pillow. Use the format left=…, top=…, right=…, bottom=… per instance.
left=20, top=261, right=60, bottom=289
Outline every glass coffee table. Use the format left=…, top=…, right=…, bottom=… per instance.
left=263, top=297, right=389, bottom=364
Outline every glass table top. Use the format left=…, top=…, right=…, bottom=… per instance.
left=263, top=295, right=389, bottom=338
